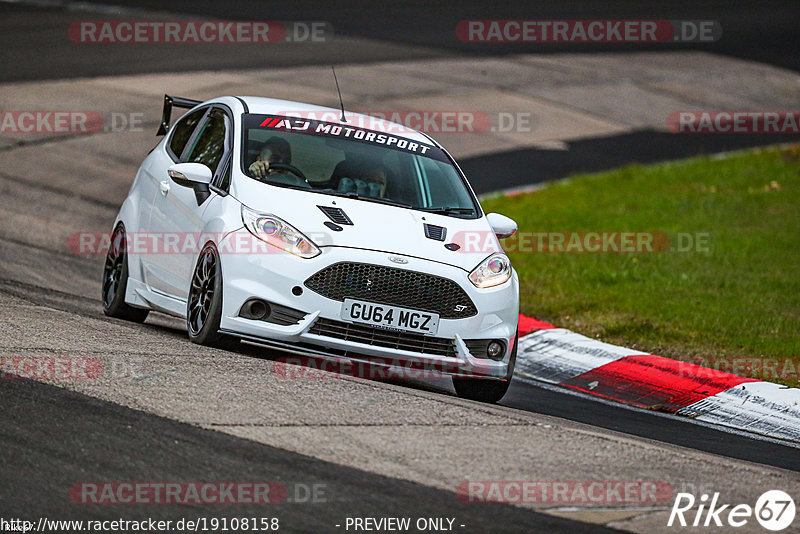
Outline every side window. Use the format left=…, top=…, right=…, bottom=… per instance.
left=218, top=159, right=232, bottom=191
left=168, top=108, right=206, bottom=160
left=186, top=108, right=228, bottom=173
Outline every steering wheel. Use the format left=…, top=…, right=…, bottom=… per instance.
left=269, top=163, right=307, bottom=182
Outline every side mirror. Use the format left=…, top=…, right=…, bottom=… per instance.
left=486, top=213, right=518, bottom=240
left=168, top=163, right=213, bottom=187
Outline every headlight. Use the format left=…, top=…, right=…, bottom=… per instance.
left=241, top=205, right=320, bottom=259
left=468, top=253, right=511, bottom=288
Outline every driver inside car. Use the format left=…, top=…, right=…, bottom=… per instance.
left=337, top=165, right=387, bottom=199
left=248, top=136, right=293, bottom=179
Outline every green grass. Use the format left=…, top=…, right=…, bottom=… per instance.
left=481, top=145, right=800, bottom=384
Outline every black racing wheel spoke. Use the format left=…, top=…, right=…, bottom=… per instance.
left=189, top=247, right=217, bottom=335
left=101, top=226, right=149, bottom=323
left=102, top=231, right=125, bottom=308
left=189, top=301, right=203, bottom=332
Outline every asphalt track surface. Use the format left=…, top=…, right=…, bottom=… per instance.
left=2, top=0, right=799, bottom=80
left=1, top=377, right=622, bottom=533
left=3, top=268, right=798, bottom=476
left=2, top=1, right=800, bottom=531
left=502, top=381, right=800, bottom=472
left=461, top=130, right=800, bottom=194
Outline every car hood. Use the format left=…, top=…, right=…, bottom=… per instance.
left=232, top=179, right=502, bottom=273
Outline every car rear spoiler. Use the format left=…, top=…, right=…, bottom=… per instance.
left=156, top=94, right=202, bottom=136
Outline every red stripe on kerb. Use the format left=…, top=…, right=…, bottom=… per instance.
left=518, top=314, right=555, bottom=335
left=561, top=354, right=759, bottom=412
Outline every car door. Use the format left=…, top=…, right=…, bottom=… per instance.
left=138, top=106, right=208, bottom=300
left=145, top=106, right=232, bottom=303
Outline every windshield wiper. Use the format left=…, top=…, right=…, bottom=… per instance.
left=419, top=207, right=476, bottom=216
left=323, top=190, right=413, bottom=208
left=256, top=178, right=311, bottom=192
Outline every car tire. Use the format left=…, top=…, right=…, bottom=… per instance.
left=102, top=224, right=150, bottom=323
left=452, top=332, right=517, bottom=403
left=187, top=243, right=239, bottom=349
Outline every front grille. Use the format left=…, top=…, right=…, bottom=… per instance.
left=304, top=262, right=478, bottom=319
left=309, top=318, right=457, bottom=357
left=424, top=223, right=446, bottom=241
left=318, top=205, right=353, bottom=225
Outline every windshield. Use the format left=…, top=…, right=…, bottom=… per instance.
left=241, top=113, right=480, bottom=218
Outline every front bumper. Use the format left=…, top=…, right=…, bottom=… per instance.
left=217, top=232, right=519, bottom=379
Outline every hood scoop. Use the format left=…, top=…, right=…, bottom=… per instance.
left=318, top=205, right=353, bottom=226
left=424, top=223, right=447, bottom=241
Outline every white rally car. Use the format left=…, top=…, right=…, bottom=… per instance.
left=103, top=95, right=519, bottom=402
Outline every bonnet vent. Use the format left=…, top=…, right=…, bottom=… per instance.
left=424, top=223, right=446, bottom=241
left=318, top=205, right=353, bottom=225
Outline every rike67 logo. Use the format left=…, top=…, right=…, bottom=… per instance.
left=668, top=490, right=795, bottom=531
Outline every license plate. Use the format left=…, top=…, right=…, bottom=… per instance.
left=341, top=299, right=439, bottom=335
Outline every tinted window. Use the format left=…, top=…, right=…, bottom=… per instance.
left=218, top=157, right=232, bottom=191
left=241, top=113, right=480, bottom=217
left=186, top=108, right=228, bottom=173
left=168, top=108, right=205, bottom=159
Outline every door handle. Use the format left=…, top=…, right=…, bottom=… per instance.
left=159, top=181, right=170, bottom=195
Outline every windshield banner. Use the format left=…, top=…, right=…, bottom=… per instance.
left=245, top=113, right=443, bottom=159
